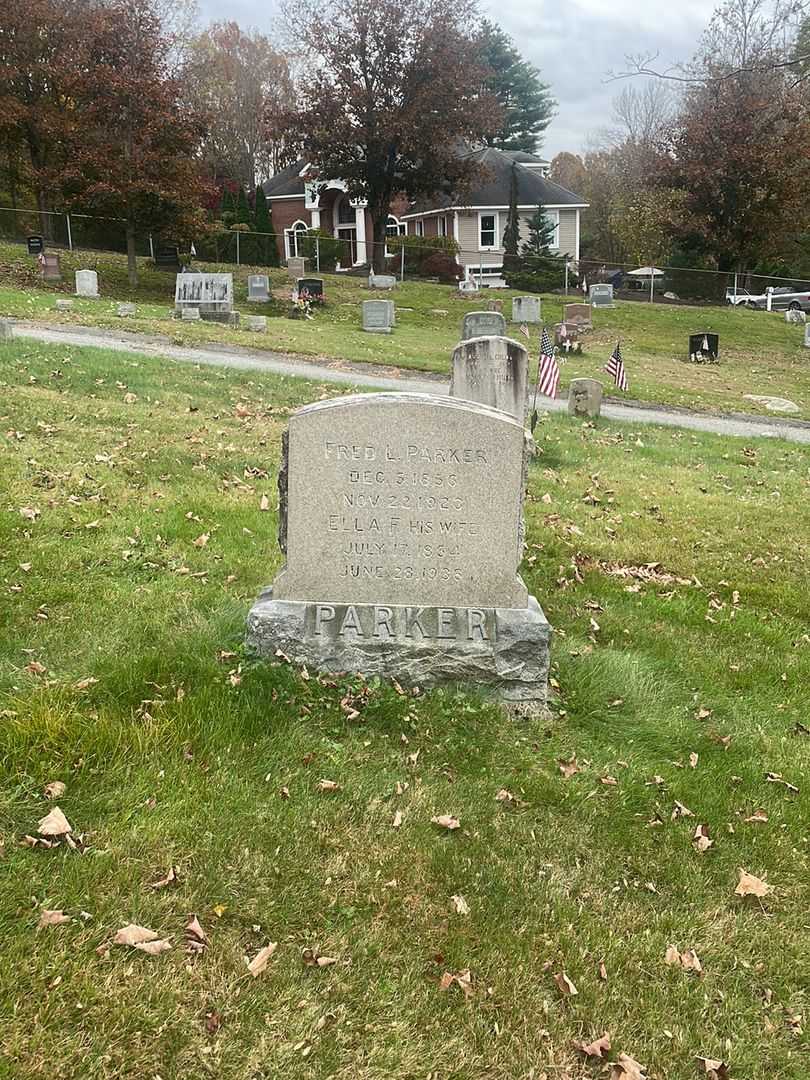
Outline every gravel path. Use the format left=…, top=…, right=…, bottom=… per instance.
left=14, top=321, right=810, bottom=445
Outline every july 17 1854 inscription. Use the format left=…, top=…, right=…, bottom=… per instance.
left=246, top=393, right=550, bottom=704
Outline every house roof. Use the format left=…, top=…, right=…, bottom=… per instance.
left=501, top=150, right=550, bottom=166
left=405, top=146, right=586, bottom=215
left=262, top=160, right=307, bottom=198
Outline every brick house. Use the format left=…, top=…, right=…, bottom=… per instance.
left=261, top=146, right=587, bottom=280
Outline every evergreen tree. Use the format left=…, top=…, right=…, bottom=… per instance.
left=236, top=185, right=252, bottom=227
left=477, top=20, right=555, bottom=154
left=254, top=185, right=271, bottom=232
left=502, top=163, right=520, bottom=258
left=522, top=205, right=558, bottom=259
left=220, top=185, right=235, bottom=218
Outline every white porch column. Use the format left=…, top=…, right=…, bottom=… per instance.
left=310, top=208, right=321, bottom=229
left=353, top=201, right=367, bottom=265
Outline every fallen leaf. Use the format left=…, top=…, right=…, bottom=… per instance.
left=134, top=938, right=172, bottom=955
left=185, top=915, right=208, bottom=954
left=149, top=866, right=179, bottom=890
left=25, top=660, right=47, bottom=676
left=735, top=868, right=772, bottom=898
left=451, top=894, right=470, bottom=915
left=693, top=823, right=714, bottom=852
left=666, top=945, right=702, bottom=974
left=765, top=771, right=799, bottom=794
left=19, top=506, right=40, bottom=521
left=431, top=814, right=460, bottom=831
left=259, top=494, right=270, bottom=511
left=611, top=1052, right=647, bottom=1079
left=439, top=968, right=472, bottom=997
left=689, top=752, right=699, bottom=768
left=598, top=960, right=608, bottom=981
left=744, top=809, right=768, bottom=824
left=317, top=779, right=339, bottom=792
left=392, top=810, right=403, bottom=828
left=43, top=781, right=66, bottom=799
left=37, top=909, right=70, bottom=930
left=672, top=801, right=695, bottom=820
left=302, top=948, right=338, bottom=967
left=247, top=942, right=278, bottom=976
left=114, top=923, right=159, bottom=946
left=123, top=392, right=137, bottom=404
left=574, top=1032, right=611, bottom=1058
left=38, top=807, right=72, bottom=836
left=697, top=1057, right=730, bottom=1079
left=558, top=756, right=581, bottom=778
left=205, top=1010, right=222, bottom=1034
left=554, top=972, right=578, bottom=996
left=192, top=532, right=210, bottom=548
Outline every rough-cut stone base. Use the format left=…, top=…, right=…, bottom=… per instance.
left=246, top=590, right=551, bottom=703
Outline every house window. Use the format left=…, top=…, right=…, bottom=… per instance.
left=414, top=219, right=424, bottom=237
left=285, top=220, right=308, bottom=260
left=543, top=209, right=560, bottom=250
left=385, top=214, right=407, bottom=257
left=438, top=216, right=448, bottom=238
left=479, top=212, right=497, bottom=250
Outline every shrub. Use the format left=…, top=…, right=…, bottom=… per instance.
left=419, top=250, right=463, bottom=283
left=298, top=229, right=343, bottom=271
left=386, top=233, right=459, bottom=275
left=504, top=267, right=565, bottom=295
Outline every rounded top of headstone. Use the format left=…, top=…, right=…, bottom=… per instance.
left=289, top=391, right=525, bottom=429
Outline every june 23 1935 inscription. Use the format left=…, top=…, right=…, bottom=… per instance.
left=272, top=394, right=528, bottom=610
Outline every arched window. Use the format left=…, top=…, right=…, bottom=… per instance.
left=385, top=214, right=407, bottom=257
left=285, top=219, right=308, bottom=260
left=336, top=197, right=356, bottom=225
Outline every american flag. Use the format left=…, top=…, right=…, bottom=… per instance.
left=519, top=324, right=530, bottom=340
left=537, top=326, right=560, bottom=399
left=605, top=341, right=628, bottom=391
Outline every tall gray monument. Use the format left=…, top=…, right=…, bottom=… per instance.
left=247, top=394, right=550, bottom=705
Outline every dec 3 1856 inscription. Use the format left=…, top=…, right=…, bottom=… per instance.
left=247, top=392, right=550, bottom=705
left=272, top=394, right=528, bottom=608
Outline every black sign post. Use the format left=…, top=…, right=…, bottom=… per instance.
left=27, top=235, right=44, bottom=256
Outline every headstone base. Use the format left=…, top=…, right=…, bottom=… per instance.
left=246, top=589, right=550, bottom=704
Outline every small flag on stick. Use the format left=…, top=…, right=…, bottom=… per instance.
left=530, top=326, right=559, bottom=431
left=605, top=341, right=628, bottom=392
left=519, top=323, right=530, bottom=341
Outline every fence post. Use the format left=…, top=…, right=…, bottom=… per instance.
left=649, top=266, right=654, bottom=304
left=236, top=230, right=240, bottom=266
left=149, top=234, right=154, bottom=259
left=316, top=236, right=320, bottom=273
left=65, top=213, right=73, bottom=251
left=400, top=243, right=405, bottom=282
left=733, top=272, right=738, bottom=301
left=564, top=260, right=569, bottom=295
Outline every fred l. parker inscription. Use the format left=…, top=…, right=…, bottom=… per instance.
left=272, top=395, right=527, bottom=608
left=247, top=392, right=550, bottom=704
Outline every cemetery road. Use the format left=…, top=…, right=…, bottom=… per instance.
left=14, top=321, right=810, bottom=445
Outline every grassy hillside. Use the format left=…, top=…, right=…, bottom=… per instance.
left=1, top=240, right=809, bottom=418
left=1, top=338, right=808, bottom=1079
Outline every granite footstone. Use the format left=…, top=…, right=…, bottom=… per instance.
left=568, top=377, right=603, bottom=419
left=117, top=303, right=136, bottom=317
left=246, top=393, right=550, bottom=703
left=0, top=318, right=14, bottom=340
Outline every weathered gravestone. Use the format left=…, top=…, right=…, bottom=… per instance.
left=785, top=308, right=806, bottom=324
left=248, top=275, right=270, bottom=303
left=369, top=273, right=397, bottom=289
left=450, top=336, right=528, bottom=422
left=153, top=245, right=180, bottom=270
left=554, top=322, right=582, bottom=354
left=362, top=299, right=395, bottom=334
left=589, top=283, right=614, bottom=308
left=0, top=318, right=14, bottom=341
left=461, top=311, right=507, bottom=341
left=805, top=324, right=810, bottom=348
left=40, top=253, right=61, bottom=281
left=75, top=270, right=99, bottom=297
left=511, top=296, right=540, bottom=324
left=297, top=277, right=324, bottom=300
left=563, top=303, right=592, bottom=330
left=458, top=279, right=479, bottom=295
left=54, top=298, right=73, bottom=311
left=287, top=256, right=306, bottom=279
left=117, top=303, right=136, bottom=317
left=688, top=332, right=719, bottom=363
left=27, top=235, right=44, bottom=256
left=175, top=272, right=233, bottom=322
left=246, top=393, right=550, bottom=704
left=245, top=315, right=267, bottom=332
left=568, top=378, right=603, bottom=419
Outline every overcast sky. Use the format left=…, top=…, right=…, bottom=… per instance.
left=195, top=0, right=713, bottom=159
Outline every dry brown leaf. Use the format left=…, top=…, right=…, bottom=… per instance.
left=185, top=915, right=208, bottom=953
left=665, top=944, right=681, bottom=966
left=598, top=960, right=608, bottom=981
left=192, top=532, right=210, bottom=548
left=134, top=938, right=172, bottom=956
left=114, top=923, right=159, bottom=946
left=765, top=771, right=799, bottom=794
left=259, top=494, right=270, bottom=511
left=697, top=1057, right=730, bottom=1079
left=574, top=1032, right=611, bottom=1058
left=149, top=866, right=179, bottom=890
left=317, top=779, right=339, bottom=792
left=693, top=823, right=714, bottom=852
left=38, top=807, right=72, bottom=836
left=26, top=660, right=47, bottom=676
left=37, top=909, right=70, bottom=930
left=666, top=945, right=702, bottom=973
left=43, top=781, right=66, bottom=799
left=74, top=676, right=98, bottom=691
left=735, top=868, right=772, bottom=898
left=205, top=1010, right=222, bottom=1034
left=611, top=1052, right=647, bottom=1080
left=451, top=894, right=470, bottom=916
left=689, top=752, right=699, bottom=768
left=601, top=775, right=618, bottom=786
left=744, top=809, right=768, bottom=824
left=439, top=968, right=472, bottom=997
left=431, top=814, right=460, bottom=831
left=558, top=756, right=581, bottom=779
left=554, top=972, right=578, bottom=996
left=392, top=809, right=403, bottom=828
left=247, top=942, right=278, bottom=976
left=302, top=948, right=338, bottom=967
left=672, top=801, right=695, bottom=820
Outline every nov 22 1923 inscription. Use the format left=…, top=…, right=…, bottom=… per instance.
left=247, top=393, right=550, bottom=704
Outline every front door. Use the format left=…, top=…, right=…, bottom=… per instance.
left=337, top=227, right=357, bottom=265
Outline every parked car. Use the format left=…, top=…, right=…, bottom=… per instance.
left=725, top=287, right=756, bottom=305
left=745, top=286, right=810, bottom=311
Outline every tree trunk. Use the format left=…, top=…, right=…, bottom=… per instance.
left=371, top=210, right=390, bottom=273
left=126, top=218, right=138, bottom=287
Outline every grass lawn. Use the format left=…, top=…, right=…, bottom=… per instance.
left=1, top=338, right=809, bottom=1080
left=2, top=240, right=810, bottom=419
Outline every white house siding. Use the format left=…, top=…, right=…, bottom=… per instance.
left=557, top=209, right=577, bottom=258
left=453, top=207, right=580, bottom=269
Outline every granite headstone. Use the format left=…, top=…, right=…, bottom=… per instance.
left=805, top=324, right=810, bottom=348
left=246, top=393, right=550, bottom=704
left=461, top=311, right=507, bottom=341
left=563, top=303, right=592, bottom=330
left=450, top=336, right=528, bottom=422
left=117, top=303, right=136, bottom=317
left=287, top=256, right=306, bottom=278
left=75, top=270, right=99, bottom=298
left=369, top=273, right=397, bottom=289
left=568, top=378, right=603, bottom=419
left=245, top=315, right=267, bottom=332
left=589, top=283, right=614, bottom=308
left=248, top=275, right=270, bottom=302
left=688, top=332, right=719, bottom=363
left=40, top=253, right=61, bottom=281
left=0, top=318, right=14, bottom=341
left=511, top=296, right=540, bottom=324
left=362, top=299, right=394, bottom=334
